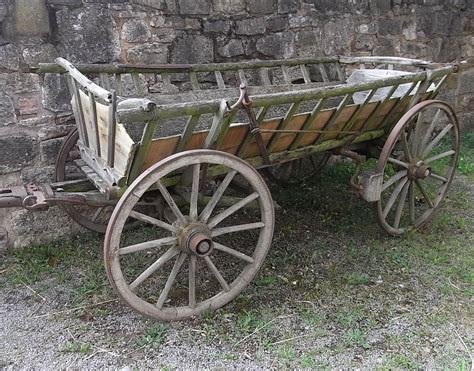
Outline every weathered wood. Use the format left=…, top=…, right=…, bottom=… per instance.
left=128, top=119, right=159, bottom=183
left=319, top=63, right=329, bottom=82
left=87, top=90, right=101, bottom=156
left=214, top=70, right=225, bottom=89
left=70, top=78, right=89, bottom=147
left=238, top=69, right=246, bottom=84
left=100, top=73, right=111, bottom=90
left=290, top=98, right=326, bottom=150
left=300, top=64, right=311, bottom=83
left=259, top=67, right=271, bottom=86
left=107, top=90, right=117, bottom=167
left=114, top=73, right=122, bottom=95
left=281, top=65, right=291, bottom=84
left=237, top=105, right=269, bottom=157
left=176, top=115, right=200, bottom=152
left=161, top=72, right=174, bottom=93
left=314, top=93, right=353, bottom=143
left=189, top=72, right=200, bottom=90
left=267, top=101, right=301, bottom=152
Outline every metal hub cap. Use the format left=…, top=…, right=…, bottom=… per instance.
left=179, top=223, right=213, bottom=257
left=408, top=161, right=431, bottom=180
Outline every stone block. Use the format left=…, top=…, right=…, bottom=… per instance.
left=0, top=227, right=7, bottom=254
left=171, top=35, right=213, bottom=63
left=288, top=14, right=314, bottom=28
left=0, top=44, right=20, bottom=71
left=457, top=69, right=474, bottom=95
left=0, top=90, right=17, bottom=127
left=356, top=23, right=377, bottom=35
left=21, top=166, right=55, bottom=183
left=0, top=134, right=37, bottom=174
left=277, top=0, right=298, bottom=13
left=12, top=0, right=50, bottom=36
left=40, top=137, right=64, bottom=165
left=126, top=43, right=169, bottom=64
left=204, top=19, right=232, bottom=33
left=41, top=73, right=71, bottom=113
left=151, top=28, right=177, bottom=43
left=377, top=18, right=402, bottom=35
left=121, top=19, right=151, bottom=43
left=0, top=2, right=7, bottom=23
left=213, top=0, right=245, bottom=13
left=354, top=35, right=376, bottom=51
left=178, top=0, right=211, bottom=14
left=22, top=44, right=58, bottom=68
left=18, top=97, right=40, bottom=116
left=0, top=73, right=41, bottom=94
left=322, top=18, right=353, bottom=55
left=295, top=30, right=322, bottom=57
left=247, top=0, right=274, bottom=14
left=373, top=37, right=395, bottom=55
left=218, top=39, right=244, bottom=58
left=256, top=32, right=295, bottom=59
left=265, top=15, right=288, bottom=32
left=236, top=18, right=266, bottom=35
left=56, top=5, right=119, bottom=63
left=130, top=0, right=167, bottom=10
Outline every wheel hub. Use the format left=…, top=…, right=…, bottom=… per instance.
left=408, top=161, right=431, bottom=180
left=178, top=223, right=213, bottom=257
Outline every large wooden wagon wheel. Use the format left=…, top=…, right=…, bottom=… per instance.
left=104, top=149, right=274, bottom=321
left=265, top=152, right=330, bottom=185
left=55, top=128, right=112, bottom=233
left=375, top=100, right=459, bottom=235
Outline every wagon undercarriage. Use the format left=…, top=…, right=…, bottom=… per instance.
left=0, top=55, right=464, bottom=320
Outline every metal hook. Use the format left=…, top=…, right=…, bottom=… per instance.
left=226, top=83, right=251, bottom=112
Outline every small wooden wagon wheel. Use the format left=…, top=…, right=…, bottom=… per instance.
left=55, top=128, right=112, bottom=233
left=374, top=100, right=459, bottom=235
left=104, top=149, right=274, bottom=321
left=265, top=152, right=330, bottom=185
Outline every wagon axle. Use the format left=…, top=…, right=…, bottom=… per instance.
left=179, top=223, right=214, bottom=257
left=408, top=162, right=431, bottom=180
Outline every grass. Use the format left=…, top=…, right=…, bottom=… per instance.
left=1, top=134, right=473, bottom=368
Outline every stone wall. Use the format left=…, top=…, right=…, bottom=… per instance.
left=0, top=0, right=473, bottom=250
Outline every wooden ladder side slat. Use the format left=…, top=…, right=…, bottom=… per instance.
left=114, top=73, right=122, bottom=95
left=267, top=101, right=301, bottom=153
left=237, top=105, right=268, bottom=157
left=335, top=62, right=346, bottom=82
left=107, top=90, right=117, bottom=167
left=289, top=98, right=326, bottom=150
left=361, top=84, right=400, bottom=133
left=189, top=72, right=200, bottom=90
left=100, top=73, right=111, bottom=90
left=128, top=119, right=159, bottom=183
left=176, top=115, right=200, bottom=152
left=87, top=90, right=101, bottom=157
left=214, top=70, right=225, bottom=89
left=336, top=89, right=377, bottom=141
left=161, top=72, right=174, bottom=93
left=238, top=69, right=246, bottom=84
left=68, top=77, right=89, bottom=147
left=259, top=67, right=271, bottom=86
left=300, top=64, right=311, bottom=84
left=281, top=65, right=291, bottom=84
left=132, top=73, right=145, bottom=96
left=319, top=63, right=329, bottom=82
left=203, top=100, right=229, bottom=149
left=427, top=75, right=447, bottom=99
left=314, top=93, right=354, bottom=144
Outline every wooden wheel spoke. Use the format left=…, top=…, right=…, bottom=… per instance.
left=400, top=131, right=412, bottom=163
left=429, top=172, right=448, bottom=183
left=156, top=180, right=186, bottom=224
left=415, top=180, right=434, bottom=208
left=383, top=177, right=408, bottom=218
left=188, top=255, right=196, bottom=309
left=382, top=170, right=407, bottom=192
left=213, top=242, right=255, bottom=264
left=424, top=150, right=456, bottom=164
left=207, top=192, right=259, bottom=229
left=393, top=181, right=409, bottom=229
left=211, top=222, right=264, bottom=237
left=200, top=170, right=237, bottom=223
left=204, top=256, right=230, bottom=292
left=422, top=124, right=453, bottom=158
left=419, top=108, right=441, bottom=155
left=189, top=163, right=200, bottom=221
left=411, top=111, right=424, bottom=155
left=129, top=210, right=179, bottom=233
left=408, top=181, right=415, bottom=224
left=387, top=157, right=409, bottom=169
left=119, top=236, right=177, bottom=255
left=91, top=207, right=105, bottom=222
left=130, top=247, right=179, bottom=290
left=156, top=252, right=186, bottom=309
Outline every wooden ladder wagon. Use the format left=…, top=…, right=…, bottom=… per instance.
left=0, top=56, right=462, bottom=320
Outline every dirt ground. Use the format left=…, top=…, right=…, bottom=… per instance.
left=1, top=160, right=473, bottom=369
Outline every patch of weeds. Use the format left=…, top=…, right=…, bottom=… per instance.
left=139, top=324, right=168, bottom=347
left=336, top=307, right=363, bottom=328
left=257, top=275, right=278, bottom=286
left=224, top=353, right=238, bottom=361
left=301, top=307, right=323, bottom=326
left=275, top=345, right=297, bottom=362
left=345, top=272, right=371, bottom=285
left=345, top=328, right=368, bottom=348
left=60, top=341, right=92, bottom=354
left=299, top=353, right=316, bottom=368
left=386, top=353, right=419, bottom=369
left=236, top=311, right=267, bottom=334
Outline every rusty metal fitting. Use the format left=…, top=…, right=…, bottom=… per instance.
left=179, top=224, right=214, bottom=257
